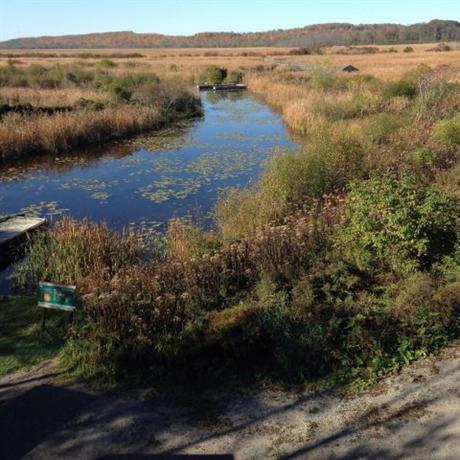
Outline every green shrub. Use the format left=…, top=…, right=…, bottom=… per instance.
left=0, top=62, right=98, bottom=89
left=309, top=64, right=347, bottom=90
left=403, top=46, right=414, bottom=53
left=98, top=59, right=117, bottom=68
left=316, top=93, right=381, bottom=121
left=431, top=43, right=452, bottom=52
left=433, top=113, right=460, bottom=145
left=288, top=47, right=313, bottom=55
left=94, top=72, right=161, bottom=102
left=262, top=127, right=364, bottom=211
left=216, top=125, right=364, bottom=238
left=409, top=147, right=435, bottom=165
left=225, top=70, right=244, bottom=84
left=338, top=173, right=459, bottom=275
left=403, top=64, right=433, bottom=83
left=203, top=65, right=227, bottom=84
left=363, top=112, right=403, bottom=144
left=382, top=80, right=417, bottom=98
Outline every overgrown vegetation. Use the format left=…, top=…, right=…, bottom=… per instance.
left=14, top=62, right=460, bottom=392
left=0, top=62, right=202, bottom=160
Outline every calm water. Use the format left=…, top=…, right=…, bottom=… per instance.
left=0, top=91, right=298, bottom=293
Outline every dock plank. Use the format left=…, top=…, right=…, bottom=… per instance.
left=0, top=216, right=46, bottom=268
left=0, top=216, right=46, bottom=245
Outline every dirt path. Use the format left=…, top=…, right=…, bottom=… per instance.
left=2, top=345, right=460, bottom=460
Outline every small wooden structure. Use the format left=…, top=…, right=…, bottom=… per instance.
left=341, top=64, right=359, bottom=73
left=197, top=84, right=214, bottom=90
left=197, top=83, right=247, bottom=91
left=0, top=215, right=46, bottom=269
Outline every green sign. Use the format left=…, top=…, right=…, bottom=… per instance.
left=38, top=282, right=77, bottom=312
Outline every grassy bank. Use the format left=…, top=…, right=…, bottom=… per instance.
left=13, top=63, right=460, bottom=391
left=0, top=296, right=65, bottom=375
left=0, top=62, right=202, bottom=160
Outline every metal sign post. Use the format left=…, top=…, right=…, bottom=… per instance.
left=38, top=282, right=77, bottom=333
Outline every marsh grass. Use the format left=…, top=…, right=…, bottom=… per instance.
left=14, top=218, right=144, bottom=289
left=0, top=63, right=201, bottom=160
left=0, top=106, right=162, bottom=159
left=0, top=87, right=110, bottom=108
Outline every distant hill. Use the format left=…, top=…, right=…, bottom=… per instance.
left=1, top=20, right=459, bottom=49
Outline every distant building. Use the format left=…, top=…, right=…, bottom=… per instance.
left=341, top=64, right=359, bottom=72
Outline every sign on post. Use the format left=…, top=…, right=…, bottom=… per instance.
left=38, top=282, right=77, bottom=311
left=38, top=282, right=77, bottom=333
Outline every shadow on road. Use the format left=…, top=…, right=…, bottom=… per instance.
left=0, top=371, right=63, bottom=390
left=96, top=456, right=234, bottom=459
left=0, top=383, right=96, bottom=460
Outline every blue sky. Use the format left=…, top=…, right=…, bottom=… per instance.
left=0, top=0, right=459, bottom=41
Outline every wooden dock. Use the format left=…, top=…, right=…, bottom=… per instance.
left=197, top=84, right=214, bottom=90
left=0, top=215, right=46, bottom=268
left=197, top=83, right=247, bottom=91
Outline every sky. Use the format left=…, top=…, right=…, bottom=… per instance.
left=0, top=0, right=459, bottom=41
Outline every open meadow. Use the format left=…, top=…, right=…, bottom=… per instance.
left=1, top=42, right=460, bottom=80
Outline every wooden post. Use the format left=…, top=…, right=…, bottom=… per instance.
left=68, top=311, right=74, bottom=327
left=40, top=308, right=47, bottom=335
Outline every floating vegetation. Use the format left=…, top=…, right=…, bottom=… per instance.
left=185, top=150, right=260, bottom=180
left=138, top=176, right=202, bottom=203
left=20, top=201, right=69, bottom=218
left=217, top=132, right=250, bottom=141
left=0, top=164, right=43, bottom=183
left=127, top=121, right=194, bottom=152
left=90, top=191, right=111, bottom=202
left=58, top=178, right=120, bottom=203
left=53, top=155, right=87, bottom=166
left=255, top=117, right=275, bottom=125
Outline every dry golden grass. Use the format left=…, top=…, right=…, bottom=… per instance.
left=274, top=43, right=460, bottom=81
left=0, top=59, right=202, bottom=159
left=0, top=87, right=110, bottom=107
left=0, top=105, right=163, bottom=160
left=2, top=43, right=459, bottom=81
left=1, top=43, right=458, bottom=160
left=156, top=41, right=460, bottom=83
left=248, top=62, right=460, bottom=140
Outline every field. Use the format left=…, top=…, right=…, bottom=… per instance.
left=1, top=42, right=459, bottom=81
left=1, top=42, right=458, bottom=160
left=0, top=51, right=203, bottom=160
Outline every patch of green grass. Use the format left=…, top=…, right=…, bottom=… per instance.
left=0, top=295, right=66, bottom=375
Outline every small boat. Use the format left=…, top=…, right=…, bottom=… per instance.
left=0, top=214, right=46, bottom=268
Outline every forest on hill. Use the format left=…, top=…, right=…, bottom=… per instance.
left=1, top=19, right=459, bottom=49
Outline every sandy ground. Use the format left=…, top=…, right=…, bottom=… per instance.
left=2, top=345, right=460, bottom=460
